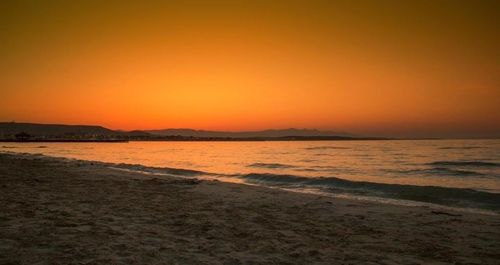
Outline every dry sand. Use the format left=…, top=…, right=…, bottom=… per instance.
left=0, top=152, right=499, bottom=265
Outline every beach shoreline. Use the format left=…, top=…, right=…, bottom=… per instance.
left=1, top=152, right=499, bottom=264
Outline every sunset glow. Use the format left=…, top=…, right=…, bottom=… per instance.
left=1, top=0, right=499, bottom=137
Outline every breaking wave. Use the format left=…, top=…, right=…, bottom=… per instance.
left=241, top=173, right=500, bottom=211
left=109, top=163, right=207, bottom=177
left=111, top=161, right=499, bottom=211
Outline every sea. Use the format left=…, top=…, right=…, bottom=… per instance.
left=2, top=139, right=499, bottom=213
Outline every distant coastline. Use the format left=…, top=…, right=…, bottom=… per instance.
left=0, top=122, right=390, bottom=142
left=1, top=122, right=497, bottom=141
left=0, top=139, right=129, bottom=143
left=0, top=136, right=389, bottom=142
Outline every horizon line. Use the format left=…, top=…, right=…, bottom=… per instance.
left=1, top=121, right=499, bottom=140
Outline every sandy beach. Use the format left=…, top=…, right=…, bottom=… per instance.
left=1, top=152, right=499, bottom=264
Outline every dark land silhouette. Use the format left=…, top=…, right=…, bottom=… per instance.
left=0, top=122, right=388, bottom=142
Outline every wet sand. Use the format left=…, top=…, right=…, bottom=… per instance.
left=1, top=152, right=499, bottom=264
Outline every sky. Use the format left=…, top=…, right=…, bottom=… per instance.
left=0, top=0, right=499, bottom=138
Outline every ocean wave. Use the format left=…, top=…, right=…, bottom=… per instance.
left=390, top=167, right=484, bottom=177
left=304, top=146, right=350, bottom=150
left=298, top=159, right=317, bottom=163
left=313, top=153, right=334, bottom=157
left=428, top=161, right=499, bottom=167
left=111, top=163, right=207, bottom=177
left=247, top=163, right=297, bottom=169
left=295, top=166, right=343, bottom=173
left=4, top=151, right=499, bottom=212
left=296, top=168, right=330, bottom=173
left=438, top=146, right=484, bottom=150
left=2, top=151, right=207, bottom=177
left=241, top=173, right=500, bottom=211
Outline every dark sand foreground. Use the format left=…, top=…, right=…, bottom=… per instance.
left=1, top=153, right=499, bottom=264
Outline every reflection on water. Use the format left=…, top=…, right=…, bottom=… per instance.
left=2, top=139, right=500, bottom=211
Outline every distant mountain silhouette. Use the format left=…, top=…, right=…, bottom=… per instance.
left=0, top=122, right=119, bottom=137
left=145, top=128, right=352, bottom=138
left=122, top=130, right=152, bottom=137
left=0, top=122, right=361, bottom=141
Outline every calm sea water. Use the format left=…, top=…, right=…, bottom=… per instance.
left=2, top=140, right=499, bottom=212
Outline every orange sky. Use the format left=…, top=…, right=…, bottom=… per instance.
left=1, top=0, right=499, bottom=138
